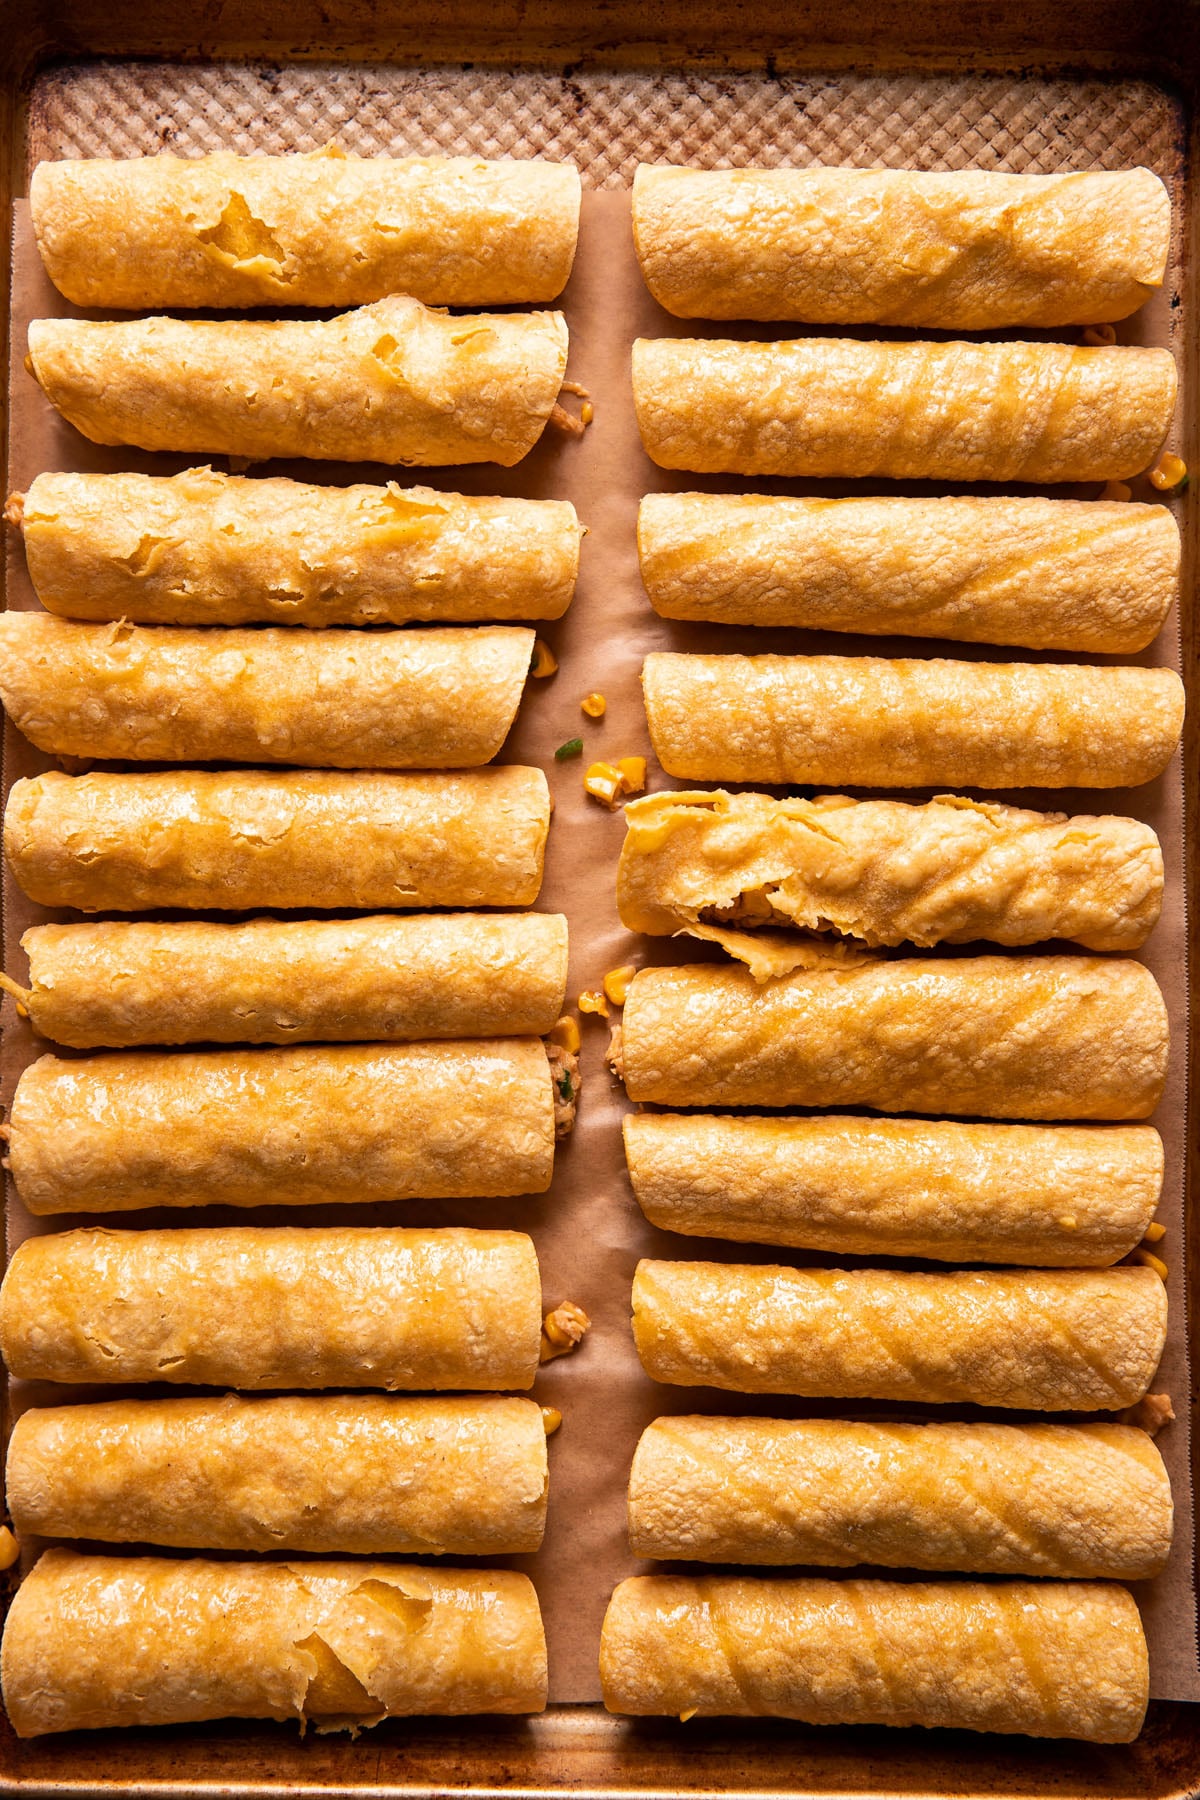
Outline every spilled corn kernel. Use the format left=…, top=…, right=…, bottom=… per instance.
left=603, top=965, right=636, bottom=1007
left=1099, top=480, right=1132, bottom=502
left=584, top=761, right=625, bottom=807
left=540, top=1300, right=591, bottom=1361
left=578, top=989, right=610, bottom=1018
left=581, top=400, right=595, bottom=425
left=1144, top=1221, right=1167, bottom=1244
left=581, top=691, right=607, bottom=719
left=548, top=1014, right=581, bottom=1055
left=531, top=639, right=558, bottom=678
left=0, top=1527, right=18, bottom=1571
left=541, top=1406, right=563, bottom=1435
left=585, top=758, right=645, bottom=808
left=1132, top=1247, right=1169, bottom=1280
left=1149, top=451, right=1188, bottom=493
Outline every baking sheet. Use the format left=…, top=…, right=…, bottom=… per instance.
left=3, top=164, right=1195, bottom=1711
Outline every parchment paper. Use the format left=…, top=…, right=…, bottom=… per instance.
left=3, top=187, right=1195, bottom=1704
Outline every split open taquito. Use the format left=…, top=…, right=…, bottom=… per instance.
left=632, top=165, right=1170, bottom=327
left=613, top=957, right=1167, bottom=1120
left=3, top=912, right=568, bottom=1048
left=27, top=297, right=569, bottom=466
left=600, top=1575, right=1147, bottom=1742
left=618, top=790, right=1164, bottom=953
left=0, top=1225, right=543, bottom=1390
left=623, top=1114, right=1163, bottom=1265
left=637, top=493, right=1178, bottom=654
left=32, top=150, right=581, bottom=309
left=4, top=766, right=550, bottom=912
left=8, top=1394, right=550, bottom=1556
left=631, top=1261, right=1167, bottom=1410
left=642, top=653, right=1184, bottom=790
left=8, top=469, right=582, bottom=626
left=8, top=1037, right=570, bottom=1215
left=632, top=337, right=1176, bottom=481
left=0, top=613, right=533, bottom=768
left=628, top=1416, right=1172, bottom=1578
left=2, top=1550, right=547, bottom=1736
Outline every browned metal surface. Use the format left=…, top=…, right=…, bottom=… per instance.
left=1, top=1, right=1199, bottom=1794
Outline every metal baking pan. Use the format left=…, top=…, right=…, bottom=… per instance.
left=1, top=0, right=1198, bottom=1793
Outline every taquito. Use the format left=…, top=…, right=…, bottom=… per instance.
left=4, top=766, right=550, bottom=912
left=8, top=1393, right=550, bottom=1556
left=0, top=613, right=533, bottom=768
left=632, top=337, right=1176, bottom=481
left=642, top=653, right=1184, bottom=790
left=631, top=1261, right=1167, bottom=1410
left=600, top=1575, right=1147, bottom=1742
left=2, top=1550, right=547, bottom=1735
left=9, top=469, right=581, bottom=626
left=9, top=1038, right=566, bottom=1215
left=32, top=150, right=580, bottom=308
left=627, top=1417, right=1173, bottom=1579
left=4, top=912, right=568, bottom=1048
left=613, top=957, right=1168, bottom=1120
left=618, top=790, right=1164, bottom=952
left=623, top=1113, right=1163, bottom=1265
left=0, top=1225, right=542, bottom=1390
left=633, top=165, right=1170, bottom=327
left=27, top=297, right=568, bottom=467
left=637, top=492, right=1178, bottom=654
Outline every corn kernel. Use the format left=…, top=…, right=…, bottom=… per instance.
left=540, top=1300, right=591, bottom=1362
left=581, top=691, right=607, bottom=718
left=0, top=1527, right=18, bottom=1571
left=581, top=401, right=595, bottom=425
left=541, top=1406, right=563, bottom=1435
left=1133, top=1247, right=1169, bottom=1280
left=603, top=965, right=636, bottom=1007
left=1083, top=323, right=1117, bottom=346
left=531, top=639, right=558, bottom=678
left=584, top=760, right=624, bottom=807
left=578, top=989, right=610, bottom=1018
left=547, top=1014, right=581, bottom=1054
left=1099, top=480, right=1132, bottom=502
left=1144, top=1221, right=1167, bottom=1243
left=617, top=756, right=646, bottom=794
left=1149, top=451, right=1188, bottom=492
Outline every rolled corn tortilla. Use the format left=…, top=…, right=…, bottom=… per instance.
left=3, top=912, right=568, bottom=1049
left=1, top=1549, right=547, bottom=1735
left=623, top=1113, right=1163, bottom=1266
left=631, top=1260, right=1168, bottom=1409
left=32, top=150, right=581, bottom=309
left=0, top=1225, right=542, bottom=1390
left=618, top=790, right=1164, bottom=953
left=27, top=297, right=569, bottom=467
left=637, top=492, right=1179, bottom=654
left=614, top=956, right=1168, bottom=1120
left=4, top=766, right=550, bottom=912
left=8, top=1038, right=566, bottom=1215
left=628, top=1416, right=1172, bottom=1579
left=632, top=337, right=1176, bottom=481
left=8, top=469, right=582, bottom=626
left=8, top=1393, right=549, bottom=1556
left=642, top=653, right=1184, bottom=790
left=632, top=165, right=1170, bottom=327
left=0, top=613, right=534, bottom=768
left=600, top=1574, right=1148, bottom=1742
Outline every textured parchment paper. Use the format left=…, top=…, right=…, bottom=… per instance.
left=4, top=168, right=1195, bottom=1705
